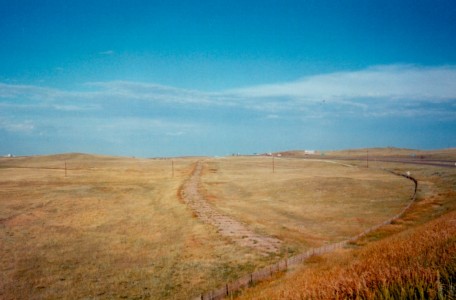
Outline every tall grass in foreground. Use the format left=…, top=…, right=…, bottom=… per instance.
left=239, top=211, right=456, bottom=299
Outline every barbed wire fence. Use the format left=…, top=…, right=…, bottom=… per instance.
left=194, top=171, right=418, bottom=300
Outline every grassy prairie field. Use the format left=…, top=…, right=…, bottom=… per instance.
left=200, top=157, right=414, bottom=254
left=283, top=147, right=456, bottom=160
left=238, top=209, right=456, bottom=299
left=237, top=156, right=456, bottom=299
left=0, top=153, right=420, bottom=299
left=0, top=154, right=268, bottom=299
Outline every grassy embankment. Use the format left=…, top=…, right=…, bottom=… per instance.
left=238, top=210, right=455, bottom=299
left=236, top=156, right=456, bottom=299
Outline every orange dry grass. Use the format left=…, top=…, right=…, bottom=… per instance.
left=324, top=147, right=456, bottom=160
left=238, top=210, right=456, bottom=299
left=200, top=157, right=413, bottom=254
left=0, top=155, right=269, bottom=299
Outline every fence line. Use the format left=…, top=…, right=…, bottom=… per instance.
left=194, top=171, right=418, bottom=300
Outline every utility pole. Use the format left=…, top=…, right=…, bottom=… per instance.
left=64, top=161, right=67, bottom=177
left=172, top=160, right=174, bottom=178
left=272, top=154, right=275, bottom=173
left=366, top=149, right=369, bottom=168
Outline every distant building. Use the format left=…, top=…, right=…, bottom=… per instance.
left=3, top=154, right=14, bottom=158
left=304, top=150, right=316, bottom=155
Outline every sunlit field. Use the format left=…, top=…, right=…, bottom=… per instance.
left=237, top=154, right=456, bottom=299
left=238, top=210, right=456, bottom=299
left=0, top=153, right=429, bottom=299
left=2, top=1, right=456, bottom=299
left=200, top=157, right=413, bottom=255
left=0, top=154, right=268, bottom=299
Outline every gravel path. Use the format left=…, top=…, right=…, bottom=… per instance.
left=180, top=161, right=282, bottom=254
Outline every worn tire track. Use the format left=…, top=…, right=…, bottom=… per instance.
left=195, top=167, right=420, bottom=300
left=180, top=161, right=281, bottom=254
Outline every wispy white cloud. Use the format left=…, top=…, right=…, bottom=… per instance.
left=51, top=104, right=99, bottom=111
left=229, top=64, right=456, bottom=102
left=0, top=83, right=60, bottom=100
left=0, top=64, right=455, bottom=121
left=99, top=50, right=115, bottom=55
left=94, top=117, right=197, bottom=132
left=85, top=80, right=218, bottom=105
left=1, top=65, right=455, bottom=155
left=0, top=118, right=35, bottom=133
left=166, top=131, right=185, bottom=136
left=265, top=114, right=280, bottom=119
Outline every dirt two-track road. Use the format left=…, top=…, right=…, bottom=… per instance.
left=180, top=161, right=282, bottom=254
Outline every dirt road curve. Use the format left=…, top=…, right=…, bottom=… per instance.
left=180, top=161, right=282, bottom=254
left=310, top=156, right=456, bottom=168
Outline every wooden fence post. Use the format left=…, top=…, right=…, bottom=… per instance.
left=285, top=248, right=288, bottom=270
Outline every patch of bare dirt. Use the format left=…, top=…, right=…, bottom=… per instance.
left=180, top=161, right=282, bottom=254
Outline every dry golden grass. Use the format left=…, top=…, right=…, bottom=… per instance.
left=0, top=154, right=423, bottom=299
left=237, top=210, right=456, bottom=300
left=324, top=147, right=456, bottom=160
left=236, top=159, right=456, bottom=300
left=281, top=147, right=456, bottom=161
left=0, top=154, right=268, bottom=299
left=200, top=157, right=413, bottom=255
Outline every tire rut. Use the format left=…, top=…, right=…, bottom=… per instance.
left=180, top=161, right=282, bottom=254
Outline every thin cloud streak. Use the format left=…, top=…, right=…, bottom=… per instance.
left=0, top=118, right=35, bottom=134
left=0, top=64, right=455, bottom=120
left=229, top=65, right=456, bottom=102
left=99, top=50, right=115, bottom=55
left=86, top=81, right=219, bottom=105
left=1, top=64, right=455, bottom=156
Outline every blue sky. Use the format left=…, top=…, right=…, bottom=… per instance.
left=1, top=0, right=456, bottom=157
